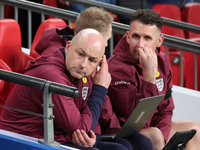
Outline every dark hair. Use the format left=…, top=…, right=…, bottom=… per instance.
left=130, top=9, right=163, bottom=32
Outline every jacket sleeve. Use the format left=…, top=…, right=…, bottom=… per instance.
left=98, top=95, right=121, bottom=134
left=52, top=82, right=106, bottom=138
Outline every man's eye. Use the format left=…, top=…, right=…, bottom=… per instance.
left=133, top=34, right=139, bottom=38
left=89, top=59, right=94, bottom=63
left=79, top=53, right=83, bottom=56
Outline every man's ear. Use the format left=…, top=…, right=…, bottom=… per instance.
left=65, top=41, right=71, bottom=52
left=126, top=31, right=130, bottom=44
left=157, top=34, right=164, bottom=47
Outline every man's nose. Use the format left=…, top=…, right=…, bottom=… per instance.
left=137, top=38, right=144, bottom=48
left=80, top=58, right=88, bottom=68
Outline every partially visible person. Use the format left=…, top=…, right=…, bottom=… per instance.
left=146, top=0, right=194, bottom=9
left=1, top=6, right=153, bottom=150
left=36, top=7, right=152, bottom=150
left=36, top=7, right=113, bottom=57
left=58, top=0, right=116, bottom=13
left=34, top=6, right=153, bottom=150
left=0, top=28, right=132, bottom=150
left=107, top=9, right=200, bottom=150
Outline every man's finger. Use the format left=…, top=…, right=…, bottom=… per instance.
left=76, top=129, right=86, bottom=146
left=80, top=130, right=90, bottom=143
left=88, top=130, right=96, bottom=139
left=98, top=55, right=108, bottom=72
left=137, top=47, right=145, bottom=58
left=72, top=131, right=81, bottom=146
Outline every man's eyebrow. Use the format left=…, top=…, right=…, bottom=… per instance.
left=132, top=33, right=138, bottom=36
left=145, top=35, right=152, bottom=39
left=131, top=33, right=140, bottom=37
left=132, top=32, right=152, bottom=39
left=80, top=49, right=98, bottom=60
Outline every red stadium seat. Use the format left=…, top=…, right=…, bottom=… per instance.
left=0, top=19, right=34, bottom=108
left=30, top=18, right=67, bottom=59
left=152, top=4, right=186, bottom=86
left=152, top=4, right=185, bottom=40
left=159, top=46, right=187, bottom=86
left=168, top=51, right=186, bottom=86
left=0, top=19, right=34, bottom=73
left=4, top=5, right=14, bottom=18
left=43, top=0, right=58, bottom=7
left=183, top=38, right=200, bottom=91
left=42, top=0, right=58, bottom=19
left=160, top=47, right=186, bottom=86
left=181, top=3, right=200, bottom=39
left=0, top=59, right=14, bottom=114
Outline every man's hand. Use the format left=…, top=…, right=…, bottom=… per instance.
left=138, top=46, right=157, bottom=84
left=72, top=129, right=96, bottom=147
left=91, top=55, right=111, bottom=89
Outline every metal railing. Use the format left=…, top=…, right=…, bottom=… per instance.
left=64, top=0, right=200, bottom=34
left=0, top=69, right=79, bottom=146
left=0, top=0, right=200, bottom=90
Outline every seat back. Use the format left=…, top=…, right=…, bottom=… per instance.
left=182, top=3, right=200, bottom=39
left=4, top=5, right=14, bottom=18
left=30, top=18, right=67, bottom=59
left=152, top=4, right=185, bottom=39
left=183, top=38, right=200, bottom=91
left=168, top=51, right=186, bottom=86
left=152, top=4, right=187, bottom=86
left=0, top=19, right=34, bottom=108
left=42, top=0, right=58, bottom=19
left=0, top=19, right=34, bottom=73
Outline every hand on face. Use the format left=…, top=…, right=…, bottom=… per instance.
left=137, top=46, right=158, bottom=84
left=91, top=55, right=111, bottom=89
left=72, top=129, right=96, bottom=147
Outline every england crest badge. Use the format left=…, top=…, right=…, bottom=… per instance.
left=156, top=78, right=164, bottom=91
left=82, top=86, right=89, bottom=100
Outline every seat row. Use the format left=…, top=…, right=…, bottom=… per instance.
left=0, top=18, right=67, bottom=114
left=152, top=3, right=200, bottom=90
left=0, top=3, right=200, bottom=113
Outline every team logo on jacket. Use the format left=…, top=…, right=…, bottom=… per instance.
left=156, top=78, right=164, bottom=91
left=82, top=86, right=89, bottom=100
left=156, top=69, right=160, bottom=77
left=82, top=77, right=87, bottom=83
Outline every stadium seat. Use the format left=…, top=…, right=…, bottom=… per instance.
left=152, top=4, right=187, bottom=86
left=159, top=46, right=187, bottom=86
left=181, top=3, right=200, bottom=39
left=0, top=19, right=34, bottom=108
left=0, top=59, right=14, bottom=114
left=4, top=5, right=13, bottom=18
left=160, top=47, right=186, bottom=86
left=152, top=4, right=185, bottom=52
left=152, top=4, right=185, bottom=40
left=168, top=51, right=186, bottom=86
left=42, top=0, right=58, bottom=19
left=30, top=18, right=67, bottom=59
left=183, top=38, right=200, bottom=91
left=0, top=19, right=34, bottom=73
left=43, top=0, right=58, bottom=7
